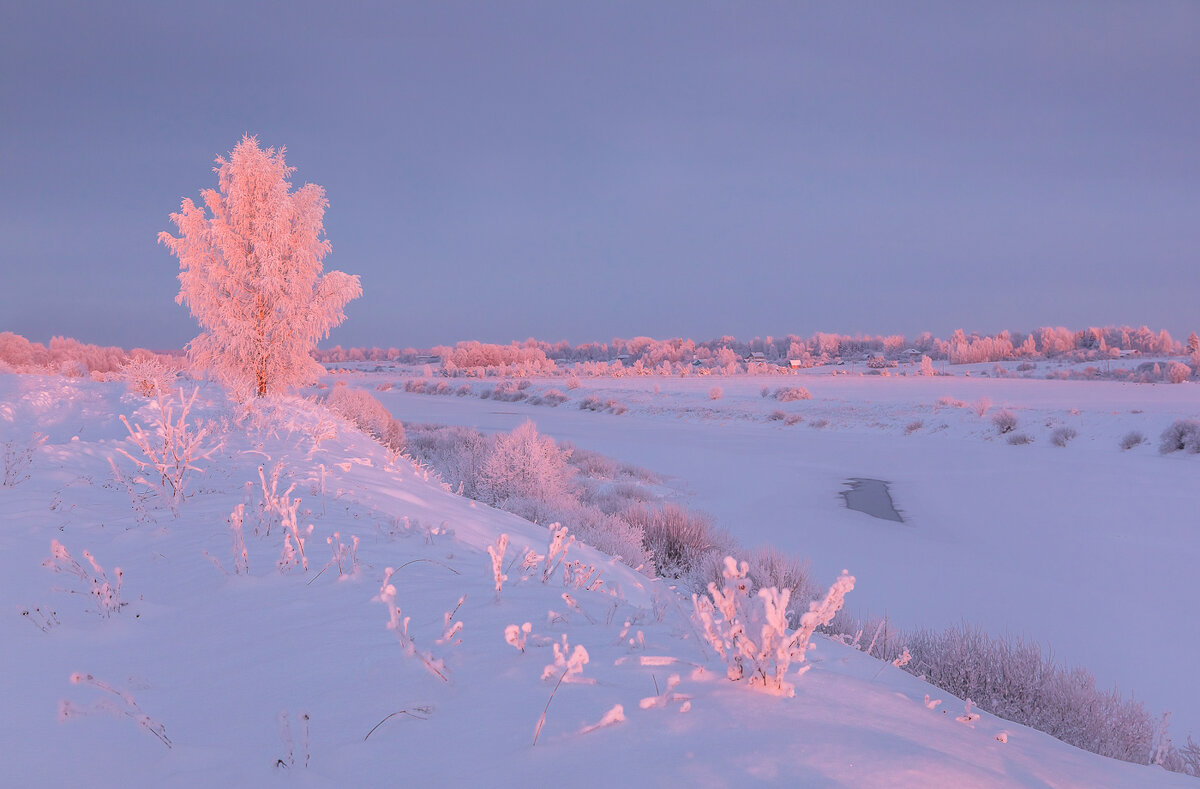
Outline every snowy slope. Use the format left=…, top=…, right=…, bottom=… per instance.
left=363, top=369, right=1200, bottom=742
left=1, top=373, right=1192, bottom=787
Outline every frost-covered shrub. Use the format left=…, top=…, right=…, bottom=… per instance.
left=973, top=398, right=992, bottom=417
left=405, top=423, right=493, bottom=499
left=478, top=421, right=575, bottom=505
left=784, top=414, right=803, bottom=426
left=456, top=384, right=472, bottom=397
left=504, top=496, right=652, bottom=572
left=903, top=623, right=1157, bottom=765
left=693, top=557, right=854, bottom=696
left=905, top=420, right=923, bottom=435
left=774, top=387, right=811, bottom=402
left=767, top=410, right=786, bottom=422
left=1166, top=361, right=1191, bottom=384
left=326, top=386, right=405, bottom=452
left=708, top=386, right=723, bottom=400
left=809, top=418, right=828, bottom=429
left=122, top=356, right=177, bottom=399
left=1159, top=420, right=1200, bottom=454
left=623, top=503, right=729, bottom=580
left=114, top=388, right=218, bottom=515
left=992, top=410, right=1018, bottom=434
left=1050, top=427, right=1077, bottom=447
left=1120, top=431, right=1146, bottom=450
left=579, top=396, right=627, bottom=415
left=1007, top=432, right=1032, bottom=445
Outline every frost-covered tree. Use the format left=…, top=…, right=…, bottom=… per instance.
left=159, top=136, right=361, bottom=397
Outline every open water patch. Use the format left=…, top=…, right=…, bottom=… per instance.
left=841, top=478, right=904, bottom=523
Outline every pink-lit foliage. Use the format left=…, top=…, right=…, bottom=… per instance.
left=159, top=136, right=361, bottom=397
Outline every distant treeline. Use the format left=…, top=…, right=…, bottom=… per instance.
left=313, top=325, right=1194, bottom=370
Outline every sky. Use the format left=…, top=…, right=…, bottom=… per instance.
left=2, top=1, right=1197, bottom=350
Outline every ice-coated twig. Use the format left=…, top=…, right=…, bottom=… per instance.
left=487, top=533, right=508, bottom=601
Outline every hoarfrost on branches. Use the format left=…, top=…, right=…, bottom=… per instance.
left=159, top=135, right=361, bottom=397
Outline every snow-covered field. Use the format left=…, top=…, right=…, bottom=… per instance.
left=3, top=369, right=1196, bottom=786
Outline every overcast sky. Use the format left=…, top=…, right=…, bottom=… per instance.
left=2, top=1, right=1197, bottom=350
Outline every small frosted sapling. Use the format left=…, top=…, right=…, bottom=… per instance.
left=115, top=387, right=218, bottom=515
left=59, top=672, right=171, bottom=748
left=542, top=524, right=574, bottom=583
left=42, top=540, right=124, bottom=617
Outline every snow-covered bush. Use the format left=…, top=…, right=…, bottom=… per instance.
left=114, top=388, right=218, bottom=515
left=477, top=420, right=575, bottom=505
left=693, top=557, right=854, bottom=696
left=774, top=386, right=811, bottom=402
left=1165, top=361, right=1191, bottom=384
left=1120, top=431, right=1146, bottom=450
left=579, top=396, right=628, bottom=415
left=991, top=410, right=1018, bottom=434
left=326, top=385, right=405, bottom=452
left=903, top=623, right=1157, bottom=765
left=622, top=503, right=729, bottom=580
left=1159, top=420, right=1200, bottom=454
left=122, top=356, right=177, bottom=399
left=973, top=397, right=992, bottom=417
left=905, top=420, right=923, bottom=435
left=708, top=386, right=723, bottom=400
left=1050, top=427, right=1077, bottom=447
left=1006, top=432, right=1032, bottom=445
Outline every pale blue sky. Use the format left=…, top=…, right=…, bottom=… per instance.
left=2, top=1, right=1197, bottom=349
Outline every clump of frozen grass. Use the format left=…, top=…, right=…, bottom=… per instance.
left=1007, top=432, right=1033, bottom=445
left=59, top=672, right=171, bottom=748
left=905, top=420, right=924, bottom=435
left=766, top=410, right=786, bottom=422
left=708, top=386, right=723, bottom=400
left=784, top=414, right=803, bottom=426
left=774, top=386, right=811, bottom=402
left=938, top=396, right=967, bottom=408
left=809, top=418, right=829, bottom=429
left=991, top=409, right=1018, bottom=434
left=115, top=387, right=218, bottom=515
left=42, top=540, right=124, bottom=617
left=1050, top=427, right=1077, bottom=447
left=1159, top=420, right=1200, bottom=454
left=693, top=557, right=854, bottom=696
left=1120, top=431, right=1146, bottom=450
left=324, top=531, right=359, bottom=579
left=2, top=432, right=46, bottom=487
